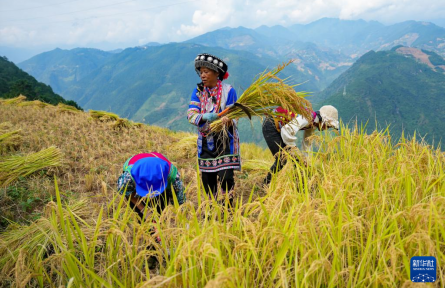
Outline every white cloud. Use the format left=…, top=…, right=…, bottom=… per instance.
left=178, top=0, right=235, bottom=37
left=0, top=0, right=444, bottom=50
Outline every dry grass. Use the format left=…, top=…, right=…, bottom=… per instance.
left=0, top=104, right=183, bottom=196
left=0, top=103, right=444, bottom=287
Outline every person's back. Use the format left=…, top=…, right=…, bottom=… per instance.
left=262, top=105, right=339, bottom=184
left=117, top=152, right=186, bottom=218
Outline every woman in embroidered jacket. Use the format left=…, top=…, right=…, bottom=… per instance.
left=187, top=53, right=240, bottom=204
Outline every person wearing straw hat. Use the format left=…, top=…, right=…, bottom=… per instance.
left=117, top=152, right=186, bottom=219
left=187, top=53, right=241, bottom=205
left=262, top=105, right=339, bottom=184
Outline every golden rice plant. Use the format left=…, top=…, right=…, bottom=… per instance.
left=0, top=192, right=96, bottom=285
left=0, top=146, right=62, bottom=187
left=57, top=103, right=81, bottom=113
left=89, top=110, right=120, bottom=122
left=2, top=124, right=443, bottom=287
left=0, top=103, right=444, bottom=288
left=0, top=95, right=27, bottom=105
left=210, top=61, right=312, bottom=133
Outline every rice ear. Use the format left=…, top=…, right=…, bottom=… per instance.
left=210, top=61, right=312, bottom=133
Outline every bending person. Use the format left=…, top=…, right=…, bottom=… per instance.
left=262, top=105, right=339, bottom=184
left=117, top=152, right=186, bottom=219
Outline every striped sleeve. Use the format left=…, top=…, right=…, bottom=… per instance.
left=187, top=87, right=202, bottom=126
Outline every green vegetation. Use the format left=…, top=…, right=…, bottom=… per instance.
left=422, top=49, right=445, bottom=66
left=0, top=56, right=81, bottom=109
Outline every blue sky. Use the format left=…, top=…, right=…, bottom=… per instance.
left=0, top=0, right=444, bottom=59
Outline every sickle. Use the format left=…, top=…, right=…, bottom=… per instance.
left=218, top=103, right=253, bottom=120
left=234, top=103, right=252, bottom=120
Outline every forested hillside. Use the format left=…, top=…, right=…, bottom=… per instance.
left=0, top=56, right=81, bottom=109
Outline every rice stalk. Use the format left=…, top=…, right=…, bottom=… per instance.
left=210, top=61, right=312, bottom=133
left=0, top=146, right=63, bottom=186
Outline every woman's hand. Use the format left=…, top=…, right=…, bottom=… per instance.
left=202, top=113, right=219, bottom=123
left=221, top=116, right=231, bottom=125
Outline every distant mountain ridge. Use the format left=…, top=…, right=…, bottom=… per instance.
left=287, top=18, right=445, bottom=57
left=58, top=43, right=322, bottom=143
left=18, top=48, right=113, bottom=94
left=186, top=25, right=353, bottom=89
left=317, top=47, right=445, bottom=144
left=13, top=18, right=445, bottom=146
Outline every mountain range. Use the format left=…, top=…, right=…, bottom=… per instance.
left=10, top=18, right=445, bottom=146
left=317, top=47, right=445, bottom=144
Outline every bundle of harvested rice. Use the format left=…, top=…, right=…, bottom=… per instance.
left=170, top=135, right=197, bottom=158
left=210, top=61, right=312, bottom=133
left=0, top=122, right=14, bottom=132
left=18, top=100, right=50, bottom=108
left=89, top=110, right=120, bottom=122
left=0, top=129, right=22, bottom=154
left=242, top=159, right=271, bottom=172
left=0, top=146, right=63, bottom=187
left=111, top=118, right=132, bottom=130
left=133, top=122, right=145, bottom=128
left=0, top=95, right=27, bottom=105
left=57, top=103, right=80, bottom=113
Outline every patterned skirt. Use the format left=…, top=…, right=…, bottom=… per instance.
left=197, top=126, right=241, bottom=173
